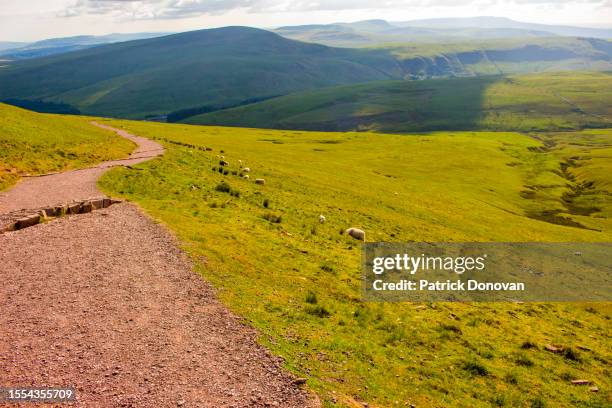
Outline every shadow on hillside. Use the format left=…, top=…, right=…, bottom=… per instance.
left=289, top=76, right=503, bottom=133
left=190, top=75, right=504, bottom=133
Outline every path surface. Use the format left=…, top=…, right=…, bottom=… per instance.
left=0, top=124, right=316, bottom=407
left=0, top=122, right=165, bottom=214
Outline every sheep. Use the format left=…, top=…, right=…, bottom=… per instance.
left=319, top=215, right=326, bottom=224
left=255, top=178, right=265, bottom=185
left=345, top=227, right=365, bottom=242
left=219, top=160, right=229, bottom=166
left=238, top=160, right=243, bottom=166
left=220, top=155, right=225, bottom=159
left=243, top=174, right=250, bottom=180
left=242, top=167, right=251, bottom=173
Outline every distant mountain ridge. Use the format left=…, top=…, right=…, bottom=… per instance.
left=0, top=42, right=26, bottom=53
left=275, top=17, right=612, bottom=47
left=0, top=33, right=169, bottom=60
left=396, top=17, right=612, bottom=38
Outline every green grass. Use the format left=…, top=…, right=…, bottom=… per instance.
left=98, top=119, right=612, bottom=407
left=0, top=103, right=134, bottom=190
left=187, top=71, right=612, bottom=133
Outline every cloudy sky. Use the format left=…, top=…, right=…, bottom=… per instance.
left=1, top=0, right=611, bottom=41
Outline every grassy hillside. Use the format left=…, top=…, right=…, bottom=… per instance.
left=385, top=37, right=612, bottom=78
left=0, top=103, right=134, bottom=190
left=0, top=27, right=403, bottom=119
left=99, top=119, right=611, bottom=407
left=0, top=27, right=610, bottom=120
left=187, top=72, right=612, bottom=132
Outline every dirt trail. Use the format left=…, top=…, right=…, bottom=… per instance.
left=0, top=122, right=165, bottom=213
left=0, top=124, right=316, bottom=407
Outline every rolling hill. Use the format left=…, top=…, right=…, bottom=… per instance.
left=0, top=27, right=404, bottom=119
left=183, top=71, right=612, bottom=132
left=1, top=26, right=610, bottom=121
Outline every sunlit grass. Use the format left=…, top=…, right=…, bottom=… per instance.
left=99, top=120, right=611, bottom=407
left=0, top=103, right=134, bottom=190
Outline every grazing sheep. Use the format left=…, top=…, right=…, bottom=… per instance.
left=220, top=160, right=229, bottom=166
left=319, top=215, right=326, bottom=224
left=255, top=178, right=265, bottom=185
left=242, top=167, right=251, bottom=173
left=243, top=174, right=250, bottom=179
left=345, top=227, right=365, bottom=242
left=220, top=155, right=225, bottom=159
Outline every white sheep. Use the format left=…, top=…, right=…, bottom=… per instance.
left=345, top=227, right=365, bottom=242
left=319, top=215, right=326, bottom=224
left=255, top=178, right=265, bottom=185
left=242, top=167, right=251, bottom=173
left=243, top=174, right=250, bottom=179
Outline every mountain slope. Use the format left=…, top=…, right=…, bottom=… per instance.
left=184, top=71, right=612, bottom=132
left=386, top=37, right=612, bottom=78
left=0, top=27, right=403, bottom=118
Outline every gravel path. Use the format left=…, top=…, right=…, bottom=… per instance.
left=0, top=124, right=316, bottom=407
left=0, top=122, right=164, bottom=214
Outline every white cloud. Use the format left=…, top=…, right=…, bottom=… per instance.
left=60, top=0, right=612, bottom=20
left=1, top=0, right=609, bottom=41
left=61, top=0, right=275, bottom=19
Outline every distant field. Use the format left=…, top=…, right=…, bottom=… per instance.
left=0, top=103, right=134, bottom=190
left=99, top=120, right=611, bottom=407
left=186, top=71, right=612, bottom=133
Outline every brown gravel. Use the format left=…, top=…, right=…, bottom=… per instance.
left=0, top=124, right=318, bottom=407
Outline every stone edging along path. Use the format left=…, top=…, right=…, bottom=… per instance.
left=0, top=196, right=123, bottom=233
